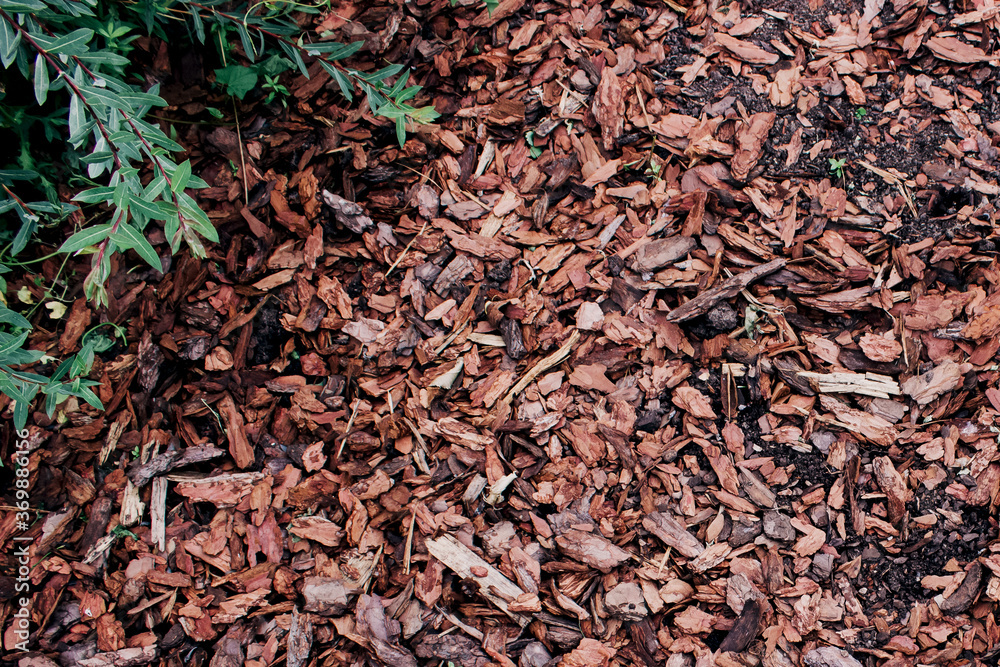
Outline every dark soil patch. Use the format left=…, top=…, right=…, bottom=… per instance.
left=249, top=297, right=290, bottom=365
left=839, top=479, right=996, bottom=618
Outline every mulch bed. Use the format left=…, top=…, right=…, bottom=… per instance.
left=7, top=0, right=1000, bottom=666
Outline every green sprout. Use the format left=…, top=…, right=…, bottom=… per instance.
left=829, top=157, right=847, bottom=180
left=524, top=131, right=543, bottom=159
left=262, top=74, right=291, bottom=107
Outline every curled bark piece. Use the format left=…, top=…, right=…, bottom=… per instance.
left=939, top=562, right=982, bottom=613
left=666, top=258, right=786, bottom=322
left=719, top=598, right=762, bottom=653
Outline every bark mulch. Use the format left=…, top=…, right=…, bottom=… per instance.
left=7, top=0, right=1000, bottom=666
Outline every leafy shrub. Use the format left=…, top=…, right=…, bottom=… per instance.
left=0, top=0, right=438, bottom=428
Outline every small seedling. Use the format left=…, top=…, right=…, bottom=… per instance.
left=829, top=157, right=847, bottom=179
left=854, top=107, right=868, bottom=120
left=262, top=74, right=291, bottom=107
left=743, top=304, right=763, bottom=339
left=524, top=131, right=543, bottom=159
left=647, top=160, right=663, bottom=181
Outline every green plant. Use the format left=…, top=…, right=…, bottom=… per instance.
left=451, top=0, right=500, bottom=13
left=1, top=0, right=218, bottom=305
left=828, top=157, right=847, bottom=179
left=854, top=107, right=867, bottom=120
left=175, top=0, right=439, bottom=145
left=0, top=0, right=439, bottom=427
left=524, top=131, right=543, bottom=159
left=0, top=304, right=105, bottom=429
left=646, top=159, right=663, bottom=182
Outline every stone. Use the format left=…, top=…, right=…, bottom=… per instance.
left=519, top=642, right=553, bottom=667
left=481, top=521, right=521, bottom=559
left=604, top=582, right=648, bottom=621
left=804, top=647, right=863, bottom=667
left=707, top=302, right=739, bottom=331
left=728, top=517, right=762, bottom=547
left=762, top=511, right=795, bottom=542
left=813, top=553, right=835, bottom=579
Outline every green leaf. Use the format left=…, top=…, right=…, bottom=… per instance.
left=214, top=64, right=258, bottom=100
left=118, top=91, right=168, bottom=108
left=0, top=331, right=30, bottom=360
left=0, top=15, right=22, bottom=69
left=191, top=7, right=205, bottom=43
left=361, top=64, right=406, bottom=84
left=484, top=0, right=499, bottom=14
left=128, top=196, right=169, bottom=221
left=409, top=105, right=441, bottom=124
left=322, top=62, right=354, bottom=102
left=33, top=53, right=49, bottom=105
left=111, top=223, right=161, bottom=270
left=0, top=0, right=46, bottom=10
left=171, top=161, right=192, bottom=193
left=395, top=116, right=406, bottom=148
left=81, top=85, right=131, bottom=111
left=0, top=306, right=31, bottom=329
left=75, top=51, right=130, bottom=67
left=386, top=70, right=410, bottom=98
left=74, top=384, right=104, bottom=411
left=13, top=395, right=29, bottom=431
left=59, top=224, right=113, bottom=254
left=73, top=186, right=116, bottom=204
left=279, top=40, right=309, bottom=78
left=11, top=216, right=37, bottom=257
left=237, top=22, right=257, bottom=62
left=395, top=84, right=421, bottom=105
left=305, top=40, right=363, bottom=61
left=68, top=94, right=86, bottom=147
left=257, top=54, right=293, bottom=77
left=40, top=28, right=94, bottom=56
left=0, top=375, right=29, bottom=408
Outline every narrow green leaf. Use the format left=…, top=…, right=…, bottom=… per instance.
left=73, top=186, right=116, bottom=204
left=11, top=216, right=37, bottom=257
left=82, top=85, right=132, bottom=111
left=321, top=62, right=354, bottom=102
left=396, top=116, right=406, bottom=148
left=0, top=16, right=21, bottom=68
left=33, top=53, right=49, bottom=105
left=171, top=160, right=192, bottom=193
left=43, top=28, right=94, bottom=56
left=0, top=0, right=46, bottom=10
left=75, top=51, right=130, bottom=67
left=0, top=331, right=30, bottom=360
left=59, top=224, right=113, bottom=254
left=68, top=94, right=85, bottom=146
left=119, top=91, right=168, bottom=108
left=0, top=306, right=31, bottom=329
left=386, top=70, right=410, bottom=98
left=360, top=63, right=405, bottom=84
left=279, top=40, right=309, bottom=78
left=181, top=209, right=219, bottom=243
left=237, top=23, right=257, bottom=62
left=192, top=7, right=205, bottom=43
left=145, top=175, right=168, bottom=201
left=111, top=223, right=161, bottom=270
left=128, top=196, right=169, bottom=221
left=395, top=84, right=421, bottom=104
left=13, top=396, right=27, bottom=431
left=74, top=384, right=104, bottom=410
